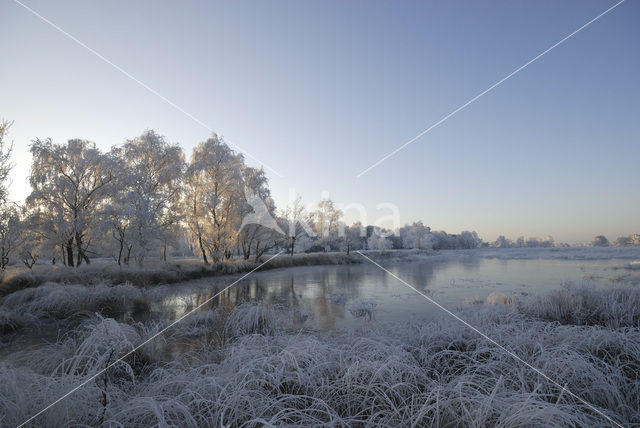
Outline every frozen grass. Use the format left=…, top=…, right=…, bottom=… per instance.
left=348, top=298, right=378, bottom=320
left=486, top=292, right=513, bottom=306
left=330, top=293, right=347, bottom=305
left=224, top=303, right=278, bottom=339
left=515, top=282, right=640, bottom=328
left=0, top=282, right=147, bottom=327
left=178, top=308, right=224, bottom=338
left=0, top=253, right=363, bottom=298
left=1, top=286, right=639, bottom=427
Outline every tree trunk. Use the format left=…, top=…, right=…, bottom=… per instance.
left=198, top=235, right=208, bottom=264
left=117, top=239, right=124, bottom=266
left=1, top=246, right=7, bottom=270
left=125, top=244, right=132, bottom=265
left=66, top=239, right=74, bottom=267
left=75, top=233, right=83, bottom=266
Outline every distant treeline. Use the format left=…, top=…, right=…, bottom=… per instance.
left=0, top=122, right=636, bottom=272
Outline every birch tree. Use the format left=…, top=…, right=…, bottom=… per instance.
left=184, top=135, right=244, bottom=262
left=279, top=196, right=313, bottom=256
left=120, top=131, right=185, bottom=265
left=312, top=198, right=342, bottom=251
left=343, top=221, right=365, bottom=255
left=27, top=138, right=115, bottom=266
left=237, top=166, right=280, bottom=260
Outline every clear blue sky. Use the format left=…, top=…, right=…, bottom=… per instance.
left=1, top=0, right=638, bottom=243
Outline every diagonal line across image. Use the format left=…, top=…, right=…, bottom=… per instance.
left=12, top=0, right=285, bottom=179
left=356, top=0, right=625, bottom=178
left=16, top=252, right=283, bottom=428
left=356, top=251, right=624, bottom=428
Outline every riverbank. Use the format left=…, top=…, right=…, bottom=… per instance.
left=0, top=252, right=366, bottom=298
left=2, top=246, right=638, bottom=299
left=0, top=249, right=443, bottom=298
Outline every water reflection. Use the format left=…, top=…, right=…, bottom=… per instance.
left=151, top=256, right=627, bottom=332
left=1, top=256, right=633, bottom=364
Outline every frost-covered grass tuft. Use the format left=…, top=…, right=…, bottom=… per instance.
left=516, top=283, right=640, bottom=328
left=1, top=286, right=639, bottom=427
left=486, top=292, right=513, bottom=306
left=0, top=282, right=147, bottom=325
left=348, top=298, right=377, bottom=319
left=224, top=303, right=278, bottom=339
left=178, top=308, right=224, bottom=338
left=329, top=293, right=347, bottom=305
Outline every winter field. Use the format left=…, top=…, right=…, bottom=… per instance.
left=0, top=247, right=639, bottom=427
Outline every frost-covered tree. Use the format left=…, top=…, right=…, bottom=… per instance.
left=104, top=199, right=134, bottom=265
left=0, top=120, right=13, bottom=206
left=279, top=195, right=313, bottom=256
left=614, top=236, right=632, bottom=246
left=429, top=230, right=482, bottom=250
left=311, top=198, right=342, bottom=251
left=120, top=131, right=185, bottom=265
left=459, top=231, right=482, bottom=249
left=399, top=221, right=431, bottom=249
left=0, top=206, right=21, bottom=269
left=0, top=120, right=16, bottom=270
left=613, top=234, right=640, bottom=246
left=237, top=166, right=280, bottom=260
left=27, top=138, right=115, bottom=266
left=591, top=235, right=610, bottom=247
left=493, top=235, right=513, bottom=248
left=540, top=236, right=555, bottom=248
left=184, top=135, right=244, bottom=263
left=343, top=221, right=365, bottom=255
left=367, top=228, right=392, bottom=250
left=525, top=237, right=542, bottom=248
left=17, top=211, right=43, bottom=269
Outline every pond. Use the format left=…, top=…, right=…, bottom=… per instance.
left=153, top=252, right=638, bottom=332
left=1, top=249, right=638, bottom=364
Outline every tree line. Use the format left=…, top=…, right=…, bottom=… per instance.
left=1, top=122, right=633, bottom=271
left=0, top=124, right=491, bottom=270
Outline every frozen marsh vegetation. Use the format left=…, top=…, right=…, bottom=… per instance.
left=348, top=298, right=378, bottom=320
left=0, top=283, right=638, bottom=427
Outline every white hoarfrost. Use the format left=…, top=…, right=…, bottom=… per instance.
left=0, top=284, right=639, bottom=426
